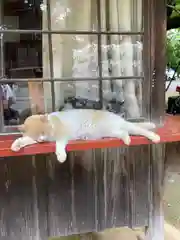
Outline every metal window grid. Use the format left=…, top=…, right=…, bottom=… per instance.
left=0, top=0, right=166, bottom=135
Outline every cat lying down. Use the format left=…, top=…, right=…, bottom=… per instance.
left=11, top=109, right=160, bottom=163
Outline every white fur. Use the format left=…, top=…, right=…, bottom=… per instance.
left=55, top=140, right=68, bottom=163
left=11, top=109, right=160, bottom=163
left=11, top=136, right=37, bottom=152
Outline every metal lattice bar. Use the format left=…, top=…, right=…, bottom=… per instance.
left=0, top=29, right=144, bottom=35
left=97, top=0, right=103, bottom=108
left=0, top=34, right=4, bottom=78
left=0, top=8, right=4, bottom=132
left=46, top=0, right=55, bottom=112
left=0, top=0, right=152, bottom=134
left=0, top=76, right=144, bottom=83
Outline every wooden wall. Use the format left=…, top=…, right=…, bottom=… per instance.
left=0, top=143, right=167, bottom=240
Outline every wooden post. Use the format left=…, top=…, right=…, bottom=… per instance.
left=28, top=80, right=44, bottom=113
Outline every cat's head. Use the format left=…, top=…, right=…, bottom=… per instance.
left=18, top=114, right=51, bottom=141
left=18, top=114, right=66, bottom=141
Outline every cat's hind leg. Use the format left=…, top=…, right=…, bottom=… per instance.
left=127, top=123, right=160, bottom=143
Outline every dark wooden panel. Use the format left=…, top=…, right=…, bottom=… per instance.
left=0, top=155, right=39, bottom=239
left=0, top=143, right=166, bottom=239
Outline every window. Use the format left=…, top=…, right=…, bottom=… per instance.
left=0, top=0, right=164, bottom=135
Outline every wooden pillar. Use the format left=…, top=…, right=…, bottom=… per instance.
left=0, top=0, right=4, bottom=131
left=145, top=144, right=165, bottom=240
left=28, top=79, right=45, bottom=113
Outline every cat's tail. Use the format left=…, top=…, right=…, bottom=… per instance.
left=134, top=122, right=156, bottom=130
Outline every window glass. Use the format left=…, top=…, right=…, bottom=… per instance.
left=100, top=0, right=142, bottom=32
left=0, top=0, right=143, bottom=134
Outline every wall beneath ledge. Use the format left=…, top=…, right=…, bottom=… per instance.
left=0, top=144, right=165, bottom=239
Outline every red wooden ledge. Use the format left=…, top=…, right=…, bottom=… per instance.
left=0, top=115, right=180, bottom=157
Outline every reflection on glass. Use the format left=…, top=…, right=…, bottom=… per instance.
left=3, top=0, right=42, bottom=30
left=1, top=0, right=43, bottom=128
left=42, top=0, right=97, bottom=31
left=43, top=34, right=100, bottom=110
left=0, top=0, right=143, bottom=132
left=100, top=35, right=143, bottom=118
left=100, top=0, right=142, bottom=32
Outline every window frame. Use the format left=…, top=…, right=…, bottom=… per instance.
left=0, top=0, right=168, bottom=156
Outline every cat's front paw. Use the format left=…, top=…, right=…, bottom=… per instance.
left=56, top=149, right=67, bottom=163
left=151, top=133, right=160, bottom=143
left=11, top=139, right=22, bottom=152
left=123, top=135, right=131, bottom=145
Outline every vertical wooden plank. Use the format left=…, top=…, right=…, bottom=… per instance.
left=142, top=0, right=153, bottom=120
left=146, top=144, right=165, bottom=240
left=70, top=150, right=99, bottom=233
left=46, top=153, right=77, bottom=237
left=32, top=154, right=49, bottom=240
left=0, top=156, right=37, bottom=240
left=46, top=146, right=152, bottom=237
left=0, top=145, right=165, bottom=239
left=104, top=146, right=150, bottom=229
left=104, top=147, right=131, bottom=228
left=151, top=0, right=166, bottom=124
left=28, top=81, right=45, bottom=113
left=125, top=146, right=150, bottom=227
left=0, top=157, right=10, bottom=239
left=0, top=155, right=50, bottom=240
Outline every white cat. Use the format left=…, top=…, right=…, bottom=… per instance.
left=11, top=109, right=160, bottom=163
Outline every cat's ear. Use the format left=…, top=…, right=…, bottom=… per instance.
left=18, top=124, right=25, bottom=132
left=39, top=114, right=48, bottom=123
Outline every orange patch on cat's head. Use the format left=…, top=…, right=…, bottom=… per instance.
left=18, top=114, right=50, bottom=139
left=18, top=113, right=68, bottom=140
